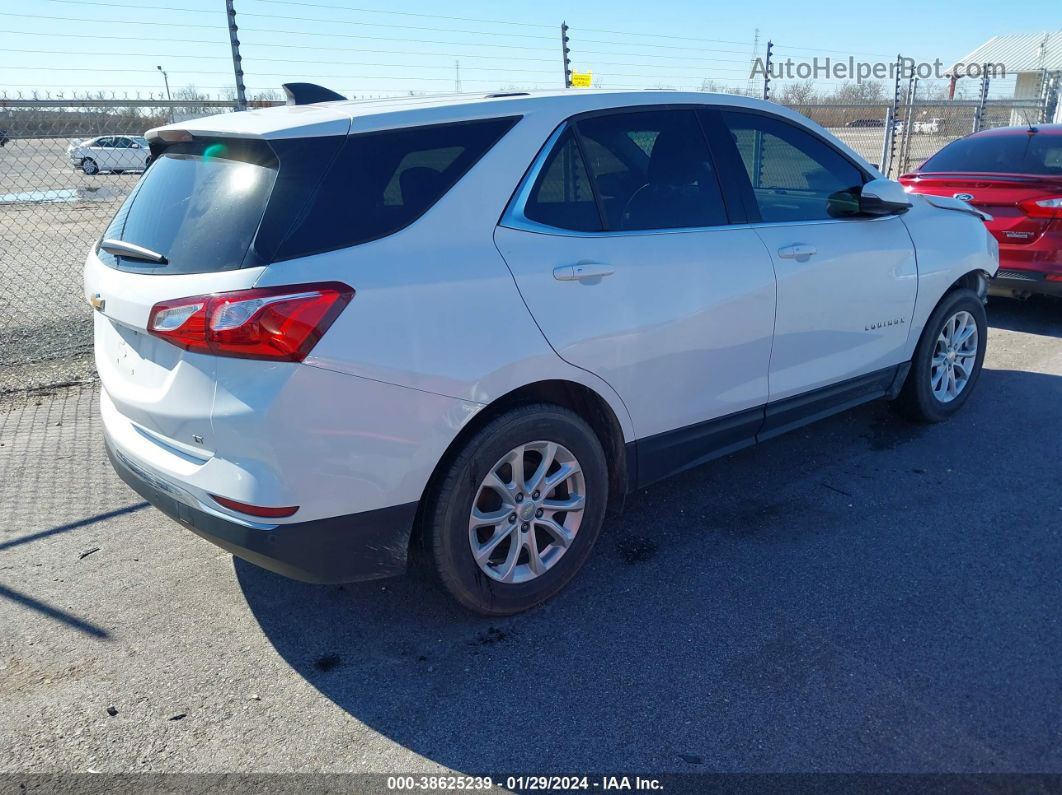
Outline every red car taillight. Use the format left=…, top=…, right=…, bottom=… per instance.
left=1017, top=196, right=1062, bottom=219
left=148, top=282, right=354, bottom=361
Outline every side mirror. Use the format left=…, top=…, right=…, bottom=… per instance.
left=858, top=178, right=912, bottom=216
left=131, top=143, right=141, bottom=149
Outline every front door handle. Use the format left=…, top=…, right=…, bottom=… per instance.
left=553, top=262, right=615, bottom=282
left=777, top=244, right=817, bottom=262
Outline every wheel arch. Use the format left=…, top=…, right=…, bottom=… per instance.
left=948, top=269, right=990, bottom=302
left=408, top=379, right=631, bottom=567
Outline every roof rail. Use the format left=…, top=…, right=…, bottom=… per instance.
left=281, top=83, right=347, bottom=106
left=484, top=92, right=530, bottom=98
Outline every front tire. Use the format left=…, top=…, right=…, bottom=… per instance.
left=425, top=404, right=609, bottom=616
left=81, top=158, right=98, bottom=175
left=893, top=287, right=986, bottom=422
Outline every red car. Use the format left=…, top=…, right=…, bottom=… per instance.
left=900, top=124, right=1062, bottom=299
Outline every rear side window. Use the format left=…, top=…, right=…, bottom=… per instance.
left=523, top=128, right=602, bottom=232
left=273, top=116, right=518, bottom=259
left=919, top=134, right=1062, bottom=175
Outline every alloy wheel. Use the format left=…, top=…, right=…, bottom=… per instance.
left=931, top=310, right=979, bottom=402
left=468, top=440, right=585, bottom=584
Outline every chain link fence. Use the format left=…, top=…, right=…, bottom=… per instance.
left=0, top=93, right=1051, bottom=393
left=0, top=99, right=273, bottom=393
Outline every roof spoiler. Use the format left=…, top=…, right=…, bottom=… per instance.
left=282, top=82, right=347, bottom=106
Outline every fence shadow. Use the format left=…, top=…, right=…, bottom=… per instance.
left=235, top=367, right=1062, bottom=773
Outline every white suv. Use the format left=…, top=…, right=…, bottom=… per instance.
left=85, top=89, right=998, bottom=615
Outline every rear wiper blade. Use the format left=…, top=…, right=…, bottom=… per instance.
left=100, top=238, right=167, bottom=264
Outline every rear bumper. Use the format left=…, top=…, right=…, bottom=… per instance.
left=106, top=433, right=418, bottom=583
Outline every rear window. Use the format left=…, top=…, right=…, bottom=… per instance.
left=99, top=116, right=518, bottom=273
left=99, top=139, right=279, bottom=274
left=920, top=133, right=1062, bottom=175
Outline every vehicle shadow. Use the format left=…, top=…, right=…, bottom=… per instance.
left=235, top=367, right=1062, bottom=773
left=987, top=294, right=1062, bottom=338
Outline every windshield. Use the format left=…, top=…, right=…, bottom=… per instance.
left=920, top=133, right=1062, bottom=175
left=98, top=139, right=278, bottom=274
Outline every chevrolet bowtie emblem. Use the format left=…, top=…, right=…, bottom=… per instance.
left=89, top=293, right=106, bottom=311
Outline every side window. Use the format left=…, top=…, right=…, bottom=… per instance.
left=272, top=116, right=518, bottom=258
left=382, top=146, right=464, bottom=206
left=115, top=137, right=133, bottom=148
left=94, top=137, right=113, bottom=148
left=523, top=128, right=602, bottom=232
left=576, top=109, right=728, bottom=231
left=721, top=111, right=865, bottom=223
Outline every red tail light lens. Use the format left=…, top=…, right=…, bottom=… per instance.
left=1018, top=196, right=1062, bottom=219
left=211, top=495, right=299, bottom=518
left=148, top=282, right=353, bottom=361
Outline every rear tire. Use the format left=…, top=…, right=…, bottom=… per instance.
left=425, top=404, right=608, bottom=616
left=893, top=288, right=986, bottom=423
left=81, top=158, right=98, bottom=175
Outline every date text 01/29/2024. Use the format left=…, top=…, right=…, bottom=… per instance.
left=385, top=775, right=664, bottom=790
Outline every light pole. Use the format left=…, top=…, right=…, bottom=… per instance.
left=156, top=65, right=174, bottom=123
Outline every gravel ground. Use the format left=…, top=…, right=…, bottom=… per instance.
left=1, top=296, right=1059, bottom=775
left=0, top=138, right=139, bottom=394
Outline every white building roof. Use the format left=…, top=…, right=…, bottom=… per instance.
left=952, top=31, right=1062, bottom=74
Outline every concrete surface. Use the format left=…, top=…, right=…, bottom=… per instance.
left=1, top=297, right=1060, bottom=774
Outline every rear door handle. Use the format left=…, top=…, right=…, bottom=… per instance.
left=553, top=262, right=615, bottom=282
left=777, top=244, right=817, bottom=262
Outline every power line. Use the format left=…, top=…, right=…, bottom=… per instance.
left=0, top=30, right=559, bottom=62
left=2, top=46, right=749, bottom=72
left=0, top=11, right=226, bottom=29
left=253, top=0, right=761, bottom=46
left=255, top=0, right=556, bottom=29
left=37, top=1, right=559, bottom=42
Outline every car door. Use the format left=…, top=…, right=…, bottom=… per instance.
left=712, top=109, right=918, bottom=408
left=92, top=136, right=116, bottom=170
left=114, top=136, right=139, bottom=169
left=494, top=108, right=777, bottom=481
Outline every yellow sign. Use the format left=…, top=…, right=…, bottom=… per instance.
left=571, top=71, right=592, bottom=88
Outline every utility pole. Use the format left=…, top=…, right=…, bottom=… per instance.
left=761, top=40, right=773, bottom=101
left=745, top=28, right=759, bottom=97
left=156, top=65, right=174, bottom=123
left=225, top=0, right=248, bottom=110
left=560, top=22, right=572, bottom=88
left=973, top=64, right=990, bottom=133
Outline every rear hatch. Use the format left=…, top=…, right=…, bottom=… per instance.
left=84, top=133, right=342, bottom=450
left=900, top=129, right=1062, bottom=248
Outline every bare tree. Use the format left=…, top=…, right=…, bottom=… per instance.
left=780, top=80, right=819, bottom=104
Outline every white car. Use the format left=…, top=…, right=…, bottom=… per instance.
left=68, top=135, right=151, bottom=174
left=914, top=118, right=944, bottom=135
left=84, top=89, right=998, bottom=615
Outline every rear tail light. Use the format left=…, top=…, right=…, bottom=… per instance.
left=148, top=282, right=353, bottom=361
left=1018, top=196, right=1062, bottom=219
left=211, top=495, right=298, bottom=518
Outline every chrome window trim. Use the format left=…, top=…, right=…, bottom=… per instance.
left=499, top=112, right=899, bottom=239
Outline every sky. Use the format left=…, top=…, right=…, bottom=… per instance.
left=0, top=0, right=1057, bottom=101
